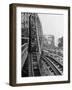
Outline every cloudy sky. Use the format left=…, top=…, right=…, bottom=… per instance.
left=38, top=13, right=64, bottom=46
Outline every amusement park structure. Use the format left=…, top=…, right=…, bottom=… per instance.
left=21, top=13, right=63, bottom=77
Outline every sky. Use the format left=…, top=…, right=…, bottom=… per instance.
left=38, top=13, right=64, bottom=46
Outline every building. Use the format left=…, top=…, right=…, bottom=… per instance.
left=42, top=35, right=55, bottom=50
left=47, top=35, right=55, bottom=49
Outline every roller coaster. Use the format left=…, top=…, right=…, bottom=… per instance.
left=21, top=13, right=63, bottom=77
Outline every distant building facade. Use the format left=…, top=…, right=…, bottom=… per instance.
left=47, top=35, right=55, bottom=49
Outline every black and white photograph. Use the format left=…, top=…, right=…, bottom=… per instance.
left=21, top=13, right=64, bottom=77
